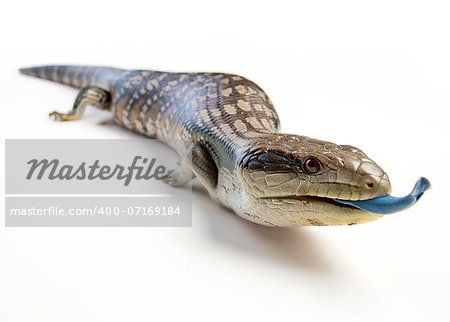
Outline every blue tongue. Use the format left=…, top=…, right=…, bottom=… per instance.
left=332, top=177, right=431, bottom=214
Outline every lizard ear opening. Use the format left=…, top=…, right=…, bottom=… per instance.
left=190, top=143, right=218, bottom=190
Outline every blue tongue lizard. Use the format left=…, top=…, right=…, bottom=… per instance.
left=332, top=177, right=431, bottom=214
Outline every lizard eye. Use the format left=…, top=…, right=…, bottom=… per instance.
left=303, top=157, right=321, bottom=174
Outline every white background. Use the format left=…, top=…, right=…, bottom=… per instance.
left=1, top=1, right=449, bottom=321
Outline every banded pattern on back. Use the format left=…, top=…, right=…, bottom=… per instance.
left=20, top=65, right=281, bottom=170
left=111, top=70, right=281, bottom=167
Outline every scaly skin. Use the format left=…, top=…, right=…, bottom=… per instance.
left=20, top=65, right=392, bottom=226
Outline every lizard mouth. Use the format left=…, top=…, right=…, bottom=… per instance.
left=261, top=177, right=431, bottom=214
left=262, top=195, right=362, bottom=210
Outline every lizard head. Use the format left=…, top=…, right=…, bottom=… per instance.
left=236, top=134, right=392, bottom=226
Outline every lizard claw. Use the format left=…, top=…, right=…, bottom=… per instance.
left=49, top=111, right=67, bottom=121
left=49, top=111, right=79, bottom=121
left=162, top=169, right=178, bottom=186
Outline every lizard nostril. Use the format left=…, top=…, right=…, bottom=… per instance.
left=364, top=179, right=375, bottom=189
left=362, top=175, right=392, bottom=197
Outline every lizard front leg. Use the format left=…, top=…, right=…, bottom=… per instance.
left=164, top=143, right=218, bottom=199
left=49, top=86, right=111, bottom=121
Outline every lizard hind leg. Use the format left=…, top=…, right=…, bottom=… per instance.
left=49, top=86, right=111, bottom=121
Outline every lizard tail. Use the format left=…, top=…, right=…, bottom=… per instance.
left=19, top=65, right=124, bottom=90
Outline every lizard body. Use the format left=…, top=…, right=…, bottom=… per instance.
left=20, top=65, right=411, bottom=226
